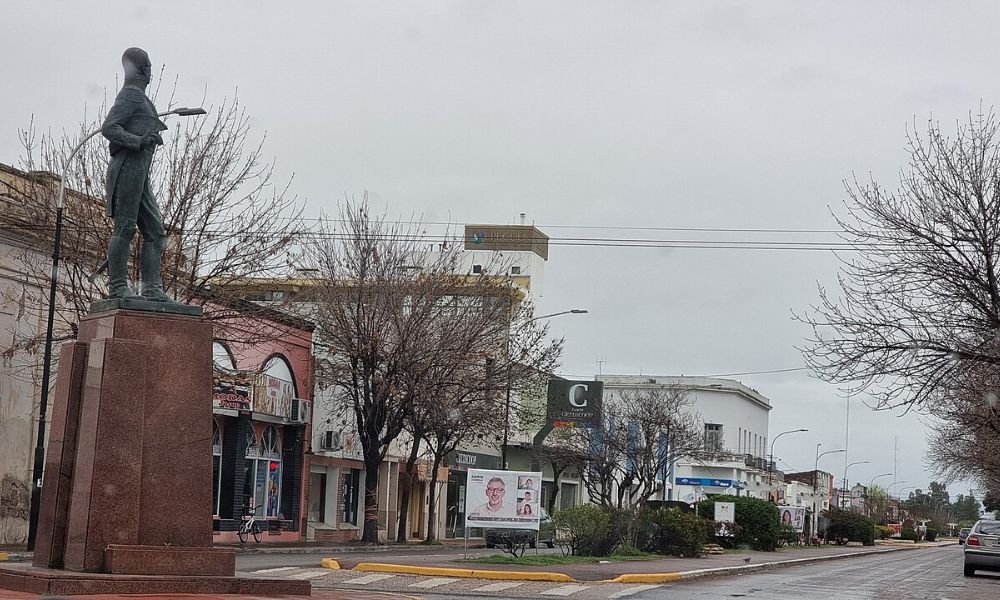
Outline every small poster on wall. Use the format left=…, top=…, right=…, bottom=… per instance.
left=714, top=501, right=735, bottom=523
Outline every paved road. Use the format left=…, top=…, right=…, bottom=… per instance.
left=242, top=546, right=999, bottom=600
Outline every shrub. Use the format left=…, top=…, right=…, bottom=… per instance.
left=696, top=495, right=781, bottom=551
left=825, top=509, right=876, bottom=546
left=552, top=505, right=627, bottom=557
left=876, top=525, right=894, bottom=540
left=924, top=527, right=938, bottom=542
left=900, top=527, right=920, bottom=542
left=635, top=508, right=707, bottom=557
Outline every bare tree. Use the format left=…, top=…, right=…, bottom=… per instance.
left=1, top=80, right=301, bottom=371
left=563, top=387, right=703, bottom=511
left=308, top=201, right=561, bottom=543
left=800, top=110, right=1000, bottom=415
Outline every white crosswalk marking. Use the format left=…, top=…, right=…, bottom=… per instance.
left=251, top=566, right=298, bottom=574
left=408, top=577, right=459, bottom=588
left=540, top=584, right=591, bottom=596
left=343, top=573, right=397, bottom=585
left=609, top=585, right=663, bottom=598
left=473, top=581, right=526, bottom=592
left=288, top=569, right=333, bottom=580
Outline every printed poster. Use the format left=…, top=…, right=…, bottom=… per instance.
left=464, top=469, right=542, bottom=530
left=778, top=505, right=806, bottom=532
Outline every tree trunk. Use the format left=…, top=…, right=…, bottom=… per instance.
left=396, top=433, right=422, bottom=542
left=425, top=452, right=445, bottom=542
left=547, top=463, right=566, bottom=514
left=362, top=454, right=381, bottom=543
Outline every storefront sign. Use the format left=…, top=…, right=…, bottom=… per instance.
left=778, top=505, right=806, bottom=532
left=213, top=372, right=253, bottom=411
left=255, top=374, right=294, bottom=419
left=546, top=379, right=603, bottom=428
left=446, top=451, right=502, bottom=472
left=675, top=477, right=744, bottom=488
left=464, top=469, right=542, bottom=530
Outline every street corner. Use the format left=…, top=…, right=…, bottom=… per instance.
left=605, top=572, right=683, bottom=584
left=320, top=557, right=341, bottom=569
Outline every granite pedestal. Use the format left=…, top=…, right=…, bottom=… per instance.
left=0, top=308, right=309, bottom=595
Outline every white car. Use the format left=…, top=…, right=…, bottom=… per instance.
left=963, top=519, right=1000, bottom=577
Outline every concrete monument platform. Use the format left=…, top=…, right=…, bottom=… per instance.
left=0, top=562, right=309, bottom=596
left=0, top=308, right=308, bottom=596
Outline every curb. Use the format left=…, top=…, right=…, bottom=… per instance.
left=321, top=558, right=341, bottom=569
left=353, top=562, right=576, bottom=582
left=0, top=552, right=30, bottom=562
left=668, top=546, right=919, bottom=582
left=347, top=545, right=923, bottom=584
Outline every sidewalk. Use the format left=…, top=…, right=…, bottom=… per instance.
left=339, top=542, right=954, bottom=582
left=0, top=590, right=413, bottom=600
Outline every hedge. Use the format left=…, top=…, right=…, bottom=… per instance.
left=696, top=495, right=781, bottom=551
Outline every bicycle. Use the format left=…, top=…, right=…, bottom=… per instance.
left=238, top=504, right=263, bottom=543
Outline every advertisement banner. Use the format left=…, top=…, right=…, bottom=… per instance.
left=546, top=379, right=603, bottom=428
left=213, top=371, right=253, bottom=411
left=778, top=505, right=807, bottom=532
left=255, top=374, right=294, bottom=419
left=714, top=501, right=735, bottom=523
left=464, top=469, right=542, bottom=530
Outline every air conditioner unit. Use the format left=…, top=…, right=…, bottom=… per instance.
left=289, top=398, right=310, bottom=423
left=320, top=430, right=343, bottom=451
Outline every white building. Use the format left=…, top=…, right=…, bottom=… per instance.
left=597, top=375, right=775, bottom=502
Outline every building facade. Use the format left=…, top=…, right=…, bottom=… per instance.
left=210, top=302, right=314, bottom=543
left=597, top=375, right=775, bottom=503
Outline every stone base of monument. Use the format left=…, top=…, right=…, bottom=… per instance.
left=0, top=562, right=310, bottom=596
left=0, top=308, right=308, bottom=596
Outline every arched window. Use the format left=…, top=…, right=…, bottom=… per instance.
left=213, top=341, right=237, bottom=371
left=262, top=355, right=297, bottom=396
left=212, top=418, right=223, bottom=515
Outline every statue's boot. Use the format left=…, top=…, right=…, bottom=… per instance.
left=139, top=235, right=175, bottom=303
left=106, top=234, right=138, bottom=300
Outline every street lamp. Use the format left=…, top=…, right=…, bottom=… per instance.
left=500, top=307, right=588, bottom=469
left=26, top=106, right=206, bottom=550
left=841, top=460, right=870, bottom=508
left=769, top=428, right=808, bottom=474
left=869, top=473, right=893, bottom=487
left=810, top=445, right=845, bottom=536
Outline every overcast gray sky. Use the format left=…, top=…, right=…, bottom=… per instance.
left=4, top=1, right=995, bottom=500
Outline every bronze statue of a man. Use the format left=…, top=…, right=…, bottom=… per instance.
left=101, top=47, right=171, bottom=301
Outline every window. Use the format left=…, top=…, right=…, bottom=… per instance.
left=343, top=468, right=360, bottom=525
left=213, top=341, right=236, bottom=371
left=472, top=264, right=483, bottom=274
left=705, top=424, right=723, bottom=452
left=511, top=266, right=521, bottom=275
left=244, top=425, right=283, bottom=518
left=212, top=418, right=223, bottom=516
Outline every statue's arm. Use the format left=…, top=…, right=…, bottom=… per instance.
left=101, top=88, right=145, bottom=151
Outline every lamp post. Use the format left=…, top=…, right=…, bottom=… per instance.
left=841, top=460, right=870, bottom=509
left=769, top=428, right=808, bottom=474
left=869, top=473, right=893, bottom=487
left=812, top=446, right=845, bottom=537
left=26, top=106, right=206, bottom=550
left=767, top=428, right=807, bottom=501
left=500, top=308, right=587, bottom=469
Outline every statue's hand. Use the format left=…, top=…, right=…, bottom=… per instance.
left=141, top=133, right=164, bottom=148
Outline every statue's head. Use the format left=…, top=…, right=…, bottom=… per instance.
left=121, top=47, right=152, bottom=81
